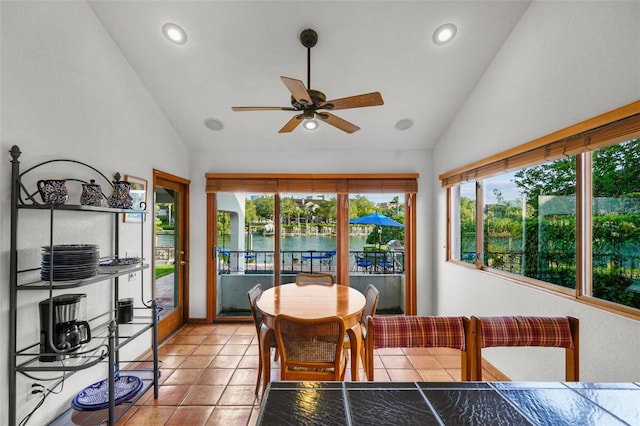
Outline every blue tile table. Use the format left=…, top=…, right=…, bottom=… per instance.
left=258, top=381, right=640, bottom=425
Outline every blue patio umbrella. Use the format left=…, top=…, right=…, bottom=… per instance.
left=350, top=212, right=404, bottom=247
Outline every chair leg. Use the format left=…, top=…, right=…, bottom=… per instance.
left=255, top=340, right=262, bottom=396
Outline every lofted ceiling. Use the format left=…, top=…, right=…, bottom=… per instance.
left=88, top=1, right=531, bottom=153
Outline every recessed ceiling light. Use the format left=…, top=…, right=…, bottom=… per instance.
left=162, top=23, right=187, bottom=45
left=433, top=23, right=457, bottom=45
left=204, top=118, right=224, bottom=131
left=395, top=119, right=414, bottom=131
left=303, top=119, right=319, bottom=131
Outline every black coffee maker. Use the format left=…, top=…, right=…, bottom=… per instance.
left=39, top=294, right=91, bottom=362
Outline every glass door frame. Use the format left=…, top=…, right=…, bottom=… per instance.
left=153, top=169, right=190, bottom=341
left=205, top=173, right=418, bottom=322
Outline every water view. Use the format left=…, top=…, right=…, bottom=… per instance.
left=157, top=233, right=371, bottom=252
left=244, top=234, right=368, bottom=252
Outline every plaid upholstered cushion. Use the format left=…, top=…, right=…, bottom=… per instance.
left=479, top=316, right=574, bottom=349
left=372, top=316, right=466, bottom=351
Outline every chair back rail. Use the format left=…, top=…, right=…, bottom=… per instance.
left=274, top=314, right=348, bottom=381
left=295, top=272, right=336, bottom=285
left=473, top=316, right=579, bottom=381
left=365, top=315, right=475, bottom=381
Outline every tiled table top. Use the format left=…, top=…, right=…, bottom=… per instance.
left=258, top=381, right=640, bottom=425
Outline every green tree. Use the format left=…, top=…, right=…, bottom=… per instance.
left=254, top=196, right=274, bottom=220
left=245, top=198, right=257, bottom=226
left=316, top=198, right=336, bottom=223
left=281, top=197, right=299, bottom=225
left=513, top=139, right=640, bottom=209
left=349, top=195, right=376, bottom=218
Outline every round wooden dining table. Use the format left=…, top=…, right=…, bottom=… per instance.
left=256, top=283, right=366, bottom=389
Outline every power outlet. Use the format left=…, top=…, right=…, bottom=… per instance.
left=27, top=384, right=43, bottom=401
left=128, top=272, right=136, bottom=282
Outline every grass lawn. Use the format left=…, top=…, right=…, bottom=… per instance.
left=155, top=264, right=175, bottom=279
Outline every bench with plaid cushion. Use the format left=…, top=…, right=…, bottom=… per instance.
left=474, top=316, right=579, bottom=381
left=365, top=315, right=473, bottom=381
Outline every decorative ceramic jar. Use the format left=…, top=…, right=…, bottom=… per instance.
left=107, top=173, right=133, bottom=209
left=37, top=179, right=68, bottom=205
left=80, top=179, right=104, bottom=207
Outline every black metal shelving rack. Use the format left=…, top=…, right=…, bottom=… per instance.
left=8, top=145, right=159, bottom=425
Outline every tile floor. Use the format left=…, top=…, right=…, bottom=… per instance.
left=118, top=322, right=505, bottom=425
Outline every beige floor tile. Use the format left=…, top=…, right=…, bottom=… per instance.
left=218, top=385, right=257, bottom=405
left=219, top=344, right=249, bottom=356
left=181, top=385, right=225, bottom=405
left=158, top=355, right=187, bottom=369
left=206, top=407, right=253, bottom=426
left=210, top=355, right=243, bottom=369
left=192, top=344, right=223, bottom=356
left=230, top=368, right=260, bottom=385
left=407, top=355, right=442, bottom=369
left=163, top=368, right=204, bottom=385
left=380, top=355, right=413, bottom=369
left=165, top=406, right=214, bottom=425
left=124, top=406, right=175, bottom=425
left=418, top=369, right=456, bottom=382
left=196, top=368, right=235, bottom=385
left=203, top=334, right=231, bottom=345
left=238, top=355, right=260, bottom=369
left=386, top=369, right=422, bottom=382
left=179, top=355, right=214, bottom=369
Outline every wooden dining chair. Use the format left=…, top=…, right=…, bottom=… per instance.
left=247, top=284, right=278, bottom=396
left=344, top=284, right=379, bottom=379
left=473, top=316, right=579, bottom=381
left=295, top=272, right=335, bottom=285
left=274, top=314, right=348, bottom=381
left=365, top=315, right=474, bottom=381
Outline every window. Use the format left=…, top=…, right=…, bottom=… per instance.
left=589, top=140, right=640, bottom=309
left=450, top=182, right=476, bottom=264
left=204, top=174, right=418, bottom=321
left=440, top=101, right=640, bottom=316
left=483, top=162, right=577, bottom=288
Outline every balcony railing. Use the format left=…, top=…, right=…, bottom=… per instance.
left=216, top=249, right=405, bottom=275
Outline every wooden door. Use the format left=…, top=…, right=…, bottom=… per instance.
left=154, top=170, right=190, bottom=342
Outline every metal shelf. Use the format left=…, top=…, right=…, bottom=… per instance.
left=9, top=146, right=159, bottom=425
left=16, top=264, right=149, bottom=291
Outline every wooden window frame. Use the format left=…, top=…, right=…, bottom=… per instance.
left=205, top=173, right=419, bottom=322
left=441, top=100, right=640, bottom=320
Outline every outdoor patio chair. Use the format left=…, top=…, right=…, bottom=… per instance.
left=365, top=315, right=474, bottom=381
left=301, top=248, right=336, bottom=265
left=472, top=316, right=579, bottom=381
left=247, top=284, right=278, bottom=396
left=274, top=314, right=348, bottom=381
left=295, top=272, right=335, bottom=285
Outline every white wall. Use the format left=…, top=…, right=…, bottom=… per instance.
left=0, top=2, right=190, bottom=424
left=433, top=1, right=640, bottom=381
left=187, top=149, right=433, bottom=318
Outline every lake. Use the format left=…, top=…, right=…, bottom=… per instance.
left=158, top=233, right=371, bottom=252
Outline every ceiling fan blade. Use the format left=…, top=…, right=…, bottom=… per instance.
left=232, top=106, right=297, bottom=111
left=320, top=92, right=384, bottom=111
left=278, top=114, right=304, bottom=133
left=316, top=112, right=360, bottom=134
left=280, top=76, right=312, bottom=106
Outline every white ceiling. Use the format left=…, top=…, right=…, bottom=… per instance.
left=88, top=1, right=531, bottom=153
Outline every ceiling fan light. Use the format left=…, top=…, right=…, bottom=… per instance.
left=163, top=23, right=187, bottom=45
left=433, top=23, right=457, bottom=45
left=303, top=119, right=319, bottom=131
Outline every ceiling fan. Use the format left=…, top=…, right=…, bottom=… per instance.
left=232, top=29, right=384, bottom=134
